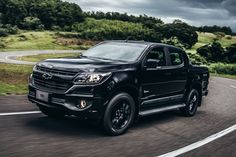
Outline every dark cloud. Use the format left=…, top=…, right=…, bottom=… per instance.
left=222, top=0, right=236, bottom=16
left=64, top=0, right=236, bottom=32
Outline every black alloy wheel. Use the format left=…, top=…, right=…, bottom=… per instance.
left=103, top=93, right=135, bottom=136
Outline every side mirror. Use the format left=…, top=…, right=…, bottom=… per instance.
left=146, top=59, right=160, bottom=68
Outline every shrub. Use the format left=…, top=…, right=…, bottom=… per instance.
left=187, top=53, right=208, bottom=65
left=21, top=17, right=42, bottom=30
left=197, top=42, right=225, bottom=62
left=0, top=28, right=8, bottom=37
left=51, top=25, right=62, bottom=31
left=209, top=64, right=236, bottom=75
left=0, top=24, right=19, bottom=36
left=225, top=44, right=236, bottom=63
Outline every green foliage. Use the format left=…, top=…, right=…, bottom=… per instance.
left=0, top=0, right=84, bottom=29
left=72, top=18, right=161, bottom=42
left=209, top=63, right=236, bottom=75
left=158, top=21, right=198, bottom=49
left=85, top=11, right=164, bottom=29
left=0, top=24, right=18, bottom=37
left=161, top=37, right=185, bottom=49
left=187, top=53, right=208, bottom=65
left=198, top=25, right=233, bottom=35
left=197, top=42, right=226, bottom=62
left=21, top=17, right=43, bottom=30
left=225, top=44, right=236, bottom=63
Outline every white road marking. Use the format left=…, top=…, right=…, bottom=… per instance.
left=0, top=111, right=41, bottom=116
left=230, top=85, right=236, bottom=89
left=157, top=124, right=236, bottom=157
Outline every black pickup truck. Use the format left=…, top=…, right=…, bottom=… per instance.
left=28, top=41, right=209, bottom=135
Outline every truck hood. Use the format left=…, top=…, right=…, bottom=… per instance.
left=37, top=57, right=136, bottom=73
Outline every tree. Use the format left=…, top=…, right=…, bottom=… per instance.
left=0, top=0, right=84, bottom=29
left=225, top=44, right=236, bottom=63
left=158, top=22, right=198, bottom=49
left=197, top=42, right=225, bottom=62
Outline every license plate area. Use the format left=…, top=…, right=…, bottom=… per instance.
left=36, top=90, right=49, bottom=102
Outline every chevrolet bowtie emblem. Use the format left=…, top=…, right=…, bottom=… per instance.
left=42, top=73, right=53, bottom=80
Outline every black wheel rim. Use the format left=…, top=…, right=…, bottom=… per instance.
left=111, top=101, right=131, bottom=131
left=189, top=93, right=198, bottom=113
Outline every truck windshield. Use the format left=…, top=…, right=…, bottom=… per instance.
left=83, top=42, right=147, bottom=62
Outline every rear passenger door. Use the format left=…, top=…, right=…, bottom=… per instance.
left=165, top=47, right=188, bottom=96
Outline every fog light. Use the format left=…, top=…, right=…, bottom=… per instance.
left=76, top=100, right=87, bottom=109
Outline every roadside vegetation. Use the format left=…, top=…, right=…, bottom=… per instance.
left=18, top=53, right=79, bottom=62
left=0, top=31, right=95, bottom=51
left=0, top=63, right=32, bottom=95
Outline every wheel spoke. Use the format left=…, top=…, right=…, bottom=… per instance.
left=111, top=101, right=131, bottom=130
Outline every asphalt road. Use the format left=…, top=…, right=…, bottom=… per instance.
left=0, top=76, right=235, bottom=157
left=0, top=50, right=82, bottom=65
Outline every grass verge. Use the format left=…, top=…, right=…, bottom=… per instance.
left=0, top=63, right=33, bottom=95
left=210, top=73, right=236, bottom=80
left=17, top=53, right=79, bottom=62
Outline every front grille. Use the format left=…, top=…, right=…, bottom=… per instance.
left=36, top=65, right=78, bottom=76
left=33, top=65, right=79, bottom=93
left=34, top=77, right=71, bottom=93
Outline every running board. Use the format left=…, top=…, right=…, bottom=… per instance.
left=139, top=103, right=186, bottom=116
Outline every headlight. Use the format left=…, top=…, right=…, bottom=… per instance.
left=73, top=72, right=111, bottom=84
left=33, top=65, right=37, bottom=71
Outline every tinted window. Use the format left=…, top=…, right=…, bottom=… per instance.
left=84, top=42, right=147, bottom=62
left=169, top=49, right=183, bottom=66
left=146, top=47, right=166, bottom=66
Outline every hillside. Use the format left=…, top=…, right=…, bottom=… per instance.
left=1, top=30, right=235, bottom=52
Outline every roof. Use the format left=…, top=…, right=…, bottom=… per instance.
left=104, top=40, right=184, bottom=51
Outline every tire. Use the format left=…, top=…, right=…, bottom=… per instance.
left=180, top=89, right=200, bottom=117
left=39, top=105, right=65, bottom=118
left=103, top=93, right=136, bottom=136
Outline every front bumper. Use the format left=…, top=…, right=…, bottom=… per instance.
left=28, top=85, right=104, bottom=119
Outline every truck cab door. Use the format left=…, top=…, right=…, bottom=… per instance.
left=140, top=46, right=172, bottom=107
left=165, top=47, right=188, bottom=96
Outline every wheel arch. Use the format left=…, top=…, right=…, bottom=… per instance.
left=104, top=83, right=140, bottom=120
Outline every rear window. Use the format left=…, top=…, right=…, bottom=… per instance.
left=169, top=49, right=183, bottom=66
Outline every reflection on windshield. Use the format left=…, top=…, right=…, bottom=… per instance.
left=83, top=42, right=147, bottom=62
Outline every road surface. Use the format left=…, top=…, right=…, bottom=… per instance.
left=0, top=76, right=235, bottom=157
left=0, top=50, right=82, bottom=65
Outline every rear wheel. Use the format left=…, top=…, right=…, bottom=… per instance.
left=103, top=93, right=135, bottom=136
left=38, top=105, right=65, bottom=118
left=180, top=89, right=200, bottom=117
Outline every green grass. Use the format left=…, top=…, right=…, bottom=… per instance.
left=0, top=31, right=89, bottom=51
left=0, top=81, right=28, bottom=95
left=0, top=63, right=33, bottom=95
left=188, top=32, right=236, bottom=53
left=210, top=73, right=236, bottom=79
left=18, top=53, right=79, bottom=62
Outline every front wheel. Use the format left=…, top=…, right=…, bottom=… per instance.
left=103, top=93, right=136, bottom=136
left=180, top=89, right=200, bottom=117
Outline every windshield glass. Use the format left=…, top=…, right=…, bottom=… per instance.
left=83, top=42, right=147, bottom=62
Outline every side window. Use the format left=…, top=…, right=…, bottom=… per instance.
left=169, top=49, right=183, bottom=66
left=146, top=47, right=166, bottom=66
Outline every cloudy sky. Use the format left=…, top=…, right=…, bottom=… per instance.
left=65, top=0, right=236, bottom=32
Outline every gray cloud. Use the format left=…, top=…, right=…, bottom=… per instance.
left=65, top=0, right=236, bottom=32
